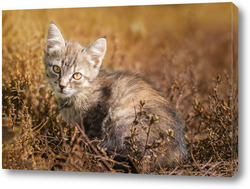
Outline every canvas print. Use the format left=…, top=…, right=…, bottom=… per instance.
left=2, top=3, right=238, bottom=176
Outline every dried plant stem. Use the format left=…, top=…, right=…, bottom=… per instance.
left=75, top=123, right=112, bottom=172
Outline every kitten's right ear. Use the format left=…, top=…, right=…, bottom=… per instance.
left=45, top=23, right=65, bottom=54
left=86, top=37, right=107, bottom=69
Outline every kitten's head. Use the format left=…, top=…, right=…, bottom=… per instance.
left=44, top=23, right=106, bottom=99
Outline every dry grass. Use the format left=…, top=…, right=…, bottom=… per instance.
left=2, top=3, right=238, bottom=176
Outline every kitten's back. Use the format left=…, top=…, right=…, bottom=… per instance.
left=94, top=71, right=188, bottom=168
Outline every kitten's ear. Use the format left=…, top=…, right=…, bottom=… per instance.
left=86, top=37, right=107, bottom=69
left=45, top=23, right=65, bottom=54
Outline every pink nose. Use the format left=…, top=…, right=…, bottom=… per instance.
left=59, top=84, right=66, bottom=91
left=59, top=78, right=68, bottom=92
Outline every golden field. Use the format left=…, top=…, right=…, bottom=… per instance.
left=2, top=3, right=238, bottom=176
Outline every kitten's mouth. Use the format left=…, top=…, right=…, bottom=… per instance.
left=56, top=89, right=72, bottom=98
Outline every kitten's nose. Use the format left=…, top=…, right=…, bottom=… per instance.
left=59, top=80, right=67, bottom=91
left=59, top=84, right=66, bottom=91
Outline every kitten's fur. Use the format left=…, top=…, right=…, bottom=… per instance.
left=44, top=23, right=188, bottom=169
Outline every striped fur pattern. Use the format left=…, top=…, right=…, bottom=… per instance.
left=44, top=23, right=188, bottom=168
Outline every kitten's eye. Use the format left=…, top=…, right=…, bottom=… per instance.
left=53, top=65, right=61, bottom=73
left=73, top=72, right=82, bottom=80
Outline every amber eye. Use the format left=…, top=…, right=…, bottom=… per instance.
left=73, top=72, right=82, bottom=80
left=53, top=65, right=61, bottom=73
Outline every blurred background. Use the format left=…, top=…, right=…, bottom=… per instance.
left=2, top=3, right=238, bottom=91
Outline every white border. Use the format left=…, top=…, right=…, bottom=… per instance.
left=0, top=0, right=238, bottom=10
left=1, top=0, right=249, bottom=188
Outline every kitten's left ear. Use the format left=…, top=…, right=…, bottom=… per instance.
left=45, top=23, right=65, bottom=54
left=86, top=37, right=107, bottom=69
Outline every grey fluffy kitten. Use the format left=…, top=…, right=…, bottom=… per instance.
left=44, top=23, right=188, bottom=169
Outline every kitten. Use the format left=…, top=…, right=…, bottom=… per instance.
left=44, top=23, right=188, bottom=169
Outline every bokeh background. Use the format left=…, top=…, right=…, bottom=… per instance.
left=2, top=3, right=238, bottom=176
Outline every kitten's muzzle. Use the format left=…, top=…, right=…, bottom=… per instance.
left=59, top=83, right=66, bottom=92
left=59, top=79, right=68, bottom=92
